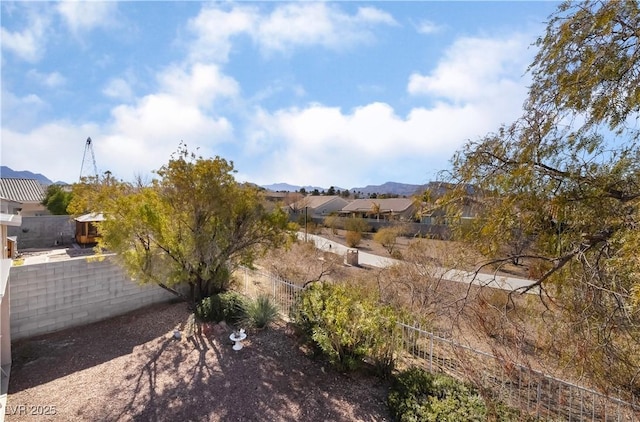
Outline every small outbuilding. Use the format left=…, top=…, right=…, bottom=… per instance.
left=74, top=212, right=105, bottom=245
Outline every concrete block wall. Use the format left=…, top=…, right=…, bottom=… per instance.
left=7, top=216, right=75, bottom=249
left=9, top=256, right=175, bottom=340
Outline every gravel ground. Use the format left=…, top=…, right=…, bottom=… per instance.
left=7, top=302, right=391, bottom=421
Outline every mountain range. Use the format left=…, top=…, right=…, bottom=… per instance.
left=262, top=181, right=430, bottom=196
left=0, top=166, right=429, bottom=196
left=0, top=166, right=54, bottom=185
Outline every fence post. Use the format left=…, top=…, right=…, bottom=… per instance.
left=429, top=332, right=433, bottom=372
left=536, top=378, right=542, bottom=418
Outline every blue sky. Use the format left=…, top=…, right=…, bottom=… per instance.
left=1, top=1, right=560, bottom=188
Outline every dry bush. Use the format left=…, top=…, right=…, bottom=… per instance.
left=345, top=230, right=362, bottom=247
left=373, top=226, right=401, bottom=255
left=258, top=240, right=349, bottom=287
left=323, top=215, right=340, bottom=234
left=375, top=240, right=470, bottom=321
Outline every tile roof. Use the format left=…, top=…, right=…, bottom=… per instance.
left=294, top=195, right=347, bottom=209
left=0, top=178, right=47, bottom=203
left=341, top=198, right=415, bottom=213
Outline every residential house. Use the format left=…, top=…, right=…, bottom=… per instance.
left=419, top=182, right=482, bottom=225
left=0, top=178, right=49, bottom=217
left=340, top=198, right=418, bottom=221
left=289, top=195, right=349, bottom=218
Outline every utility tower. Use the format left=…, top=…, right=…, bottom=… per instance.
left=79, top=137, right=98, bottom=181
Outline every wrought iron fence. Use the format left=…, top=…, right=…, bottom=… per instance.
left=238, top=266, right=640, bottom=421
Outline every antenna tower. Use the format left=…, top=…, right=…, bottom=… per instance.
left=79, top=137, right=98, bottom=181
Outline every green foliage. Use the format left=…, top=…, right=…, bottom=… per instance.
left=195, top=291, right=248, bottom=323
left=529, top=0, right=640, bottom=133
left=41, top=184, right=72, bottom=215
left=387, top=367, right=487, bottom=422
left=292, top=282, right=399, bottom=376
left=243, top=294, right=280, bottom=329
left=68, top=144, right=290, bottom=303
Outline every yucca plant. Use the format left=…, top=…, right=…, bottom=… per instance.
left=243, top=295, right=280, bottom=329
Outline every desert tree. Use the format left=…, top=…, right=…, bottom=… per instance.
left=41, top=184, right=73, bottom=215
left=442, top=0, right=640, bottom=393
left=369, top=201, right=381, bottom=221
left=68, top=145, right=289, bottom=304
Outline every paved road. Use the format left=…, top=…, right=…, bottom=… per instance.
left=300, top=232, right=537, bottom=293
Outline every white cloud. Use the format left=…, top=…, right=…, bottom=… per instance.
left=2, top=61, right=238, bottom=183
left=187, top=5, right=257, bottom=63
left=356, top=6, right=397, bottom=26
left=98, top=64, right=238, bottom=179
left=257, top=3, right=396, bottom=53
left=27, top=69, right=66, bottom=88
left=187, top=3, right=397, bottom=62
left=407, top=34, right=532, bottom=104
left=0, top=10, right=51, bottom=62
left=1, top=89, right=48, bottom=131
left=415, top=19, right=443, bottom=35
left=103, top=78, right=134, bottom=101
left=157, top=63, right=239, bottom=108
left=56, top=1, right=118, bottom=34
left=244, top=30, right=537, bottom=188
left=243, top=99, right=505, bottom=187
left=192, top=32, right=538, bottom=188
left=1, top=122, right=100, bottom=183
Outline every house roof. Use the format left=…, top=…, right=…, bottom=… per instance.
left=292, top=195, right=347, bottom=210
left=0, top=213, right=22, bottom=227
left=0, top=178, right=46, bottom=203
left=341, top=198, right=415, bottom=213
left=75, top=212, right=105, bottom=223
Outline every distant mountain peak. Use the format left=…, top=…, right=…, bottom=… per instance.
left=262, top=181, right=428, bottom=196
left=0, top=166, right=53, bottom=185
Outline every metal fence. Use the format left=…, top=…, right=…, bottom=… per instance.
left=238, top=266, right=640, bottom=421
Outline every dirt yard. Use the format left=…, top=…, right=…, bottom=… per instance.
left=7, top=302, right=391, bottom=421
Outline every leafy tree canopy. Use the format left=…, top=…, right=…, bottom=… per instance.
left=529, top=0, right=640, bottom=135
left=41, top=184, right=73, bottom=215
left=443, top=0, right=640, bottom=392
left=68, top=145, right=290, bottom=303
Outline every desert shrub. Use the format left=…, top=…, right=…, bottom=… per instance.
left=345, top=217, right=370, bottom=233
left=345, top=230, right=362, bottom=247
left=292, top=282, right=399, bottom=375
left=287, top=221, right=300, bottom=232
left=324, top=215, right=340, bottom=234
left=243, top=294, right=280, bottom=329
left=374, top=226, right=401, bottom=255
left=387, top=367, right=487, bottom=422
left=196, top=291, right=247, bottom=323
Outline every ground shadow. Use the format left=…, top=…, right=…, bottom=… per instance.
left=97, top=319, right=390, bottom=421
left=9, top=300, right=188, bottom=393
